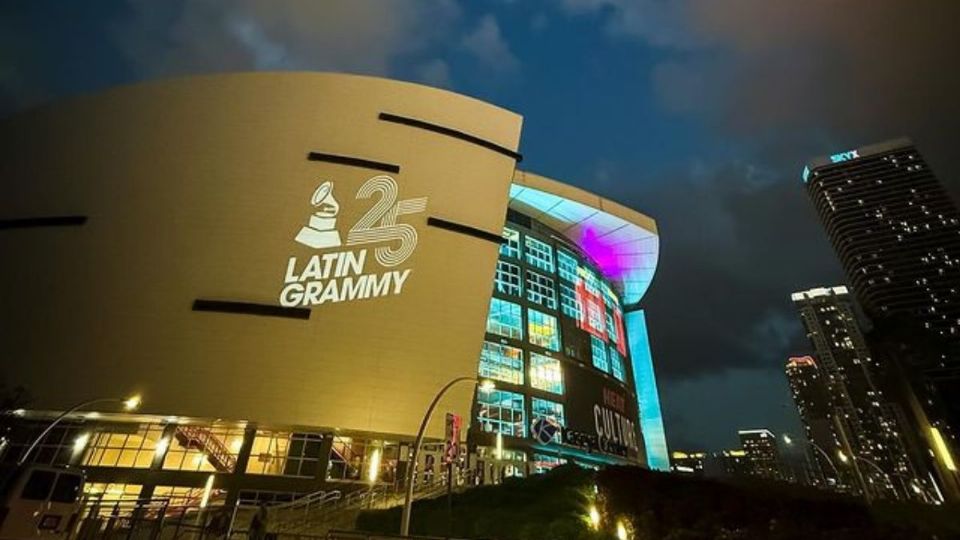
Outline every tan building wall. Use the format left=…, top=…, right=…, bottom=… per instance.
left=0, top=72, right=523, bottom=441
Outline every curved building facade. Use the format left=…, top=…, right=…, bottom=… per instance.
left=0, top=73, right=663, bottom=505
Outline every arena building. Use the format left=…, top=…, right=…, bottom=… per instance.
left=0, top=73, right=666, bottom=507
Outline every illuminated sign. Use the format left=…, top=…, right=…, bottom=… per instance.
left=279, top=175, right=427, bottom=307
left=830, top=150, right=859, bottom=163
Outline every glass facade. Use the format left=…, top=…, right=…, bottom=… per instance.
left=478, top=213, right=647, bottom=469
left=495, top=261, right=522, bottom=297
left=528, top=309, right=560, bottom=351
left=477, top=390, right=526, bottom=437
left=487, top=298, right=523, bottom=339
left=84, top=424, right=165, bottom=469
left=529, top=353, right=563, bottom=394
left=524, top=236, right=554, bottom=273
left=479, top=341, right=524, bottom=385
left=246, top=430, right=323, bottom=478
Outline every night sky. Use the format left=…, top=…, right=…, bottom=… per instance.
left=3, top=0, right=959, bottom=452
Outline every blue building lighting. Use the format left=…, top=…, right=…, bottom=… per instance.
left=625, top=309, right=670, bottom=471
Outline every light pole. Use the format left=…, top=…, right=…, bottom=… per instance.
left=782, top=434, right=841, bottom=482
left=400, top=377, right=493, bottom=537
left=17, top=394, right=142, bottom=466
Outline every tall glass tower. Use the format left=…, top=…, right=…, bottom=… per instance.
left=803, top=138, right=960, bottom=501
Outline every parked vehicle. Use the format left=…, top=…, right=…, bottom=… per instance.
left=0, top=464, right=84, bottom=539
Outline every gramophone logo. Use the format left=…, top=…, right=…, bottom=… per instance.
left=279, top=175, right=428, bottom=307
left=295, top=181, right=342, bottom=249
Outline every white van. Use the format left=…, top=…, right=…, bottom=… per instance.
left=0, top=465, right=85, bottom=539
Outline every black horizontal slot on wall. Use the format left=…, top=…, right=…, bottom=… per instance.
left=192, top=299, right=311, bottom=320
left=427, top=217, right=504, bottom=245
left=307, top=152, right=400, bottom=173
left=0, top=216, right=88, bottom=229
left=378, top=112, right=523, bottom=162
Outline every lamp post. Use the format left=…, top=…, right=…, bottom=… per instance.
left=400, top=377, right=493, bottom=537
left=17, top=394, right=141, bottom=466
left=782, top=434, right=841, bottom=482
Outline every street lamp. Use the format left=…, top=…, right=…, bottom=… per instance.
left=782, top=434, right=842, bottom=480
left=400, top=377, right=494, bottom=537
left=17, top=394, right=142, bottom=466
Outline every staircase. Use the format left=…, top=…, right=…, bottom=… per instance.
left=174, top=425, right=238, bottom=472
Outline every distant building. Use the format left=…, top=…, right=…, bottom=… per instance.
left=785, top=356, right=845, bottom=489
left=738, top=429, right=783, bottom=481
left=670, top=450, right=706, bottom=476
left=803, top=139, right=960, bottom=501
left=707, top=449, right=751, bottom=480
left=791, top=286, right=926, bottom=501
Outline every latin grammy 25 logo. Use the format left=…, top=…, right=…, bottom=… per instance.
left=279, top=175, right=428, bottom=307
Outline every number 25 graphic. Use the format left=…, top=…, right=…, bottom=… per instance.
left=346, top=175, right=428, bottom=267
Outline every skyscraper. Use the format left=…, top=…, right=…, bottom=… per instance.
left=802, top=138, right=960, bottom=339
left=791, top=287, right=924, bottom=501
left=738, top=429, right=784, bottom=481
left=803, top=138, right=960, bottom=501
left=785, top=356, right=845, bottom=489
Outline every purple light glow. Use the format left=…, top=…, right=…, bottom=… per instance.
left=579, top=227, right=626, bottom=279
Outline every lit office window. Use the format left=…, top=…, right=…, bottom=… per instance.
left=477, top=390, right=526, bottom=437
left=154, top=485, right=225, bottom=508
left=559, top=283, right=581, bottom=319
left=525, top=271, right=557, bottom=310
left=83, top=424, right=165, bottom=469
left=479, top=341, right=524, bottom=385
left=487, top=298, right=523, bottom=339
left=84, top=483, right=145, bottom=516
left=531, top=398, right=566, bottom=443
left=557, top=249, right=578, bottom=282
left=528, top=309, right=560, bottom=351
left=501, top=228, right=521, bottom=259
left=530, top=353, right=564, bottom=394
left=609, top=347, right=625, bottom=382
left=327, top=437, right=399, bottom=483
left=163, top=424, right=245, bottom=473
left=525, top=237, right=555, bottom=273
left=591, top=336, right=609, bottom=372
left=495, top=261, right=522, bottom=297
left=246, top=431, right=323, bottom=478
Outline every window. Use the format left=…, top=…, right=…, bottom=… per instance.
left=154, top=485, right=226, bottom=509
left=495, top=261, right=522, bottom=296
left=531, top=398, right=566, bottom=443
left=525, top=237, right=555, bottom=273
left=476, top=390, right=526, bottom=437
left=525, top=271, right=557, bottom=309
left=246, top=431, right=323, bottom=478
left=163, top=424, right=245, bottom=473
left=84, top=424, right=165, bottom=469
left=591, top=336, right=609, bottom=372
left=609, top=347, right=625, bottom=382
left=327, top=437, right=399, bottom=483
left=83, top=483, right=144, bottom=515
left=606, top=308, right=619, bottom=343
left=2, top=422, right=83, bottom=466
left=530, top=353, right=564, bottom=394
left=487, top=298, right=523, bottom=339
left=50, top=473, right=83, bottom=503
left=479, top=342, right=524, bottom=385
left=501, top=228, right=521, bottom=259
left=559, top=283, right=581, bottom=319
left=528, top=309, right=560, bottom=351
left=557, top=249, right=578, bottom=282
left=21, top=470, right=56, bottom=501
